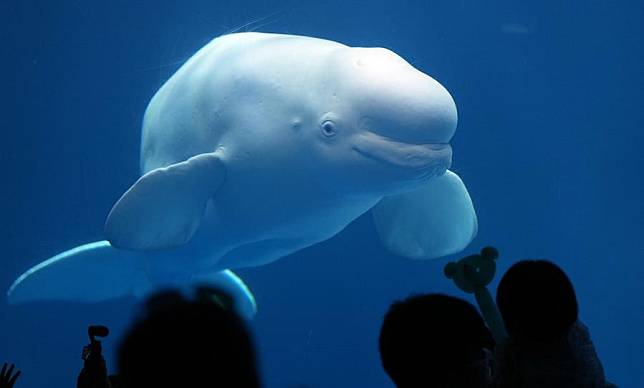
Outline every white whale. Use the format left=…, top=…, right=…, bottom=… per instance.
left=7, top=33, right=477, bottom=318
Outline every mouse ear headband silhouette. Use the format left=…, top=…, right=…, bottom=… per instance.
left=480, top=246, right=499, bottom=261
left=443, top=262, right=459, bottom=278
left=444, top=246, right=499, bottom=279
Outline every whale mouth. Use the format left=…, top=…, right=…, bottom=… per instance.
left=352, top=132, right=452, bottom=175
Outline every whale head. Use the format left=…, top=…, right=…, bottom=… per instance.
left=304, top=46, right=458, bottom=197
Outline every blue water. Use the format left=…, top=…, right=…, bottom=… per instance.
left=1, top=1, right=642, bottom=387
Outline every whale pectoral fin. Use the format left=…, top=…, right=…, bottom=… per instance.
left=105, top=153, right=226, bottom=251
left=372, top=170, right=477, bottom=260
left=191, top=269, right=257, bottom=320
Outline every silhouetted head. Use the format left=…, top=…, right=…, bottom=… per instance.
left=117, top=288, right=260, bottom=388
left=497, top=260, right=578, bottom=343
left=379, top=293, right=494, bottom=388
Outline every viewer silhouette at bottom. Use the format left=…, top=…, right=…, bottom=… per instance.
left=379, top=293, right=495, bottom=388
left=117, top=287, right=260, bottom=388
left=445, top=247, right=615, bottom=387
left=495, top=260, right=611, bottom=388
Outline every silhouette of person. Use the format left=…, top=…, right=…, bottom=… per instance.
left=495, top=259, right=610, bottom=388
left=116, top=287, right=260, bottom=388
left=0, top=363, right=20, bottom=388
left=445, top=249, right=615, bottom=387
left=379, top=293, right=495, bottom=388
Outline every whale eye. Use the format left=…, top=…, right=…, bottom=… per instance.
left=321, top=120, right=337, bottom=137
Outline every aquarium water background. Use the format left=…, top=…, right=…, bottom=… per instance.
left=1, top=1, right=642, bottom=387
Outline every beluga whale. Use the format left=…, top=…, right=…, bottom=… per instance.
left=8, top=32, right=477, bottom=318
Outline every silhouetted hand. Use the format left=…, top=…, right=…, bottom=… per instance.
left=0, top=363, right=21, bottom=388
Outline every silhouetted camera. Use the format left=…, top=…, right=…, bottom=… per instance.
left=82, top=325, right=109, bottom=361
left=89, top=325, right=109, bottom=340
left=78, top=325, right=113, bottom=388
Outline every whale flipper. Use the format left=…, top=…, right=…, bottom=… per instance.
left=7, top=241, right=150, bottom=304
left=105, top=153, right=226, bottom=251
left=372, top=170, right=477, bottom=259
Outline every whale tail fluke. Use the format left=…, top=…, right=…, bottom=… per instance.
left=7, top=241, right=150, bottom=305
left=7, top=241, right=257, bottom=319
left=191, top=269, right=257, bottom=319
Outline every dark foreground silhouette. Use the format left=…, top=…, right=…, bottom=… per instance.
left=0, top=363, right=20, bottom=388
left=15, top=247, right=620, bottom=387
left=77, top=287, right=260, bottom=388
left=446, top=247, right=616, bottom=387
left=495, top=259, right=611, bottom=387
left=379, top=293, right=495, bottom=388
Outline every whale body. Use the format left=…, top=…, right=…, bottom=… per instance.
left=8, top=33, right=477, bottom=317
